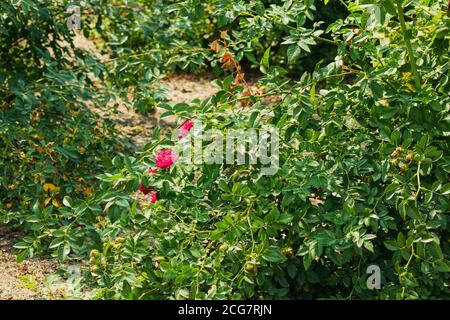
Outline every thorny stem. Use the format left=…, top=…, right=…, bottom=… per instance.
left=347, top=254, right=365, bottom=300
left=194, top=240, right=215, bottom=299
left=401, top=246, right=416, bottom=299
left=415, top=162, right=421, bottom=200
left=246, top=208, right=255, bottom=255
left=396, top=1, right=421, bottom=89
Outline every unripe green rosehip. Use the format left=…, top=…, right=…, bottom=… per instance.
left=282, top=247, right=294, bottom=256
left=90, top=249, right=100, bottom=260
left=244, top=263, right=257, bottom=275
left=116, top=237, right=125, bottom=243
left=401, top=163, right=409, bottom=172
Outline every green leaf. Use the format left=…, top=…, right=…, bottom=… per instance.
left=49, top=239, right=64, bottom=249
left=255, top=1, right=265, bottom=16
left=16, top=249, right=29, bottom=264
left=298, top=41, right=311, bottom=53
left=383, top=0, right=397, bottom=15
left=430, top=101, right=443, bottom=112
left=260, top=47, right=271, bottom=73
left=278, top=214, right=294, bottom=224
left=62, top=196, right=73, bottom=208
left=287, top=45, right=301, bottom=64
left=108, top=205, right=121, bottom=222
left=397, top=232, right=405, bottom=247
left=441, top=183, right=450, bottom=195
left=123, top=280, right=132, bottom=297
left=58, top=243, right=71, bottom=261
left=287, top=263, right=297, bottom=278
left=115, top=198, right=129, bottom=208
left=428, top=242, right=443, bottom=260
left=152, top=126, right=160, bottom=140
left=218, top=179, right=230, bottom=192
left=384, top=240, right=399, bottom=251
left=13, top=242, right=29, bottom=250
left=190, top=248, right=201, bottom=259
left=436, top=261, right=450, bottom=272
left=32, top=201, right=41, bottom=214
left=363, top=241, right=374, bottom=253
left=222, top=75, right=234, bottom=90
left=303, top=254, right=312, bottom=270
left=262, top=246, right=287, bottom=263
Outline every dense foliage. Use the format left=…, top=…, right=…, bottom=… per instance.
left=1, top=0, right=449, bottom=300
left=0, top=0, right=121, bottom=262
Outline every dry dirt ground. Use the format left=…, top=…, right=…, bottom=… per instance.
left=96, top=72, right=218, bottom=149
left=0, top=226, right=60, bottom=300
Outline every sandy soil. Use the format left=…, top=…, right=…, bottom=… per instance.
left=69, top=31, right=219, bottom=149
left=0, top=226, right=62, bottom=300
left=94, top=72, right=219, bottom=149
left=163, top=73, right=218, bottom=103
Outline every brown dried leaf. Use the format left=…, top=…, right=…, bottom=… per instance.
left=309, top=194, right=325, bottom=207
left=220, top=51, right=235, bottom=70
left=209, top=40, right=222, bottom=54
left=220, top=30, right=228, bottom=39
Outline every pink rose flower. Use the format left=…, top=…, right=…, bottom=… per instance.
left=182, top=120, right=194, bottom=130
left=178, top=120, right=194, bottom=139
left=155, top=149, right=178, bottom=169
left=150, top=192, right=158, bottom=203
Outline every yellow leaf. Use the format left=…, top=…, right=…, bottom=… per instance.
left=52, top=198, right=61, bottom=208
left=402, top=72, right=412, bottom=80
left=44, top=197, right=52, bottom=206
left=83, top=186, right=93, bottom=197
left=405, top=83, right=414, bottom=92
left=43, top=183, right=59, bottom=192
left=20, top=152, right=26, bottom=159
left=6, top=203, right=13, bottom=209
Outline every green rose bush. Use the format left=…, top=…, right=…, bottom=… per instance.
left=76, top=1, right=449, bottom=299
left=2, top=0, right=449, bottom=300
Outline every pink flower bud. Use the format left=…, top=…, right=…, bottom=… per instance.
left=178, top=120, right=194, bottom=139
